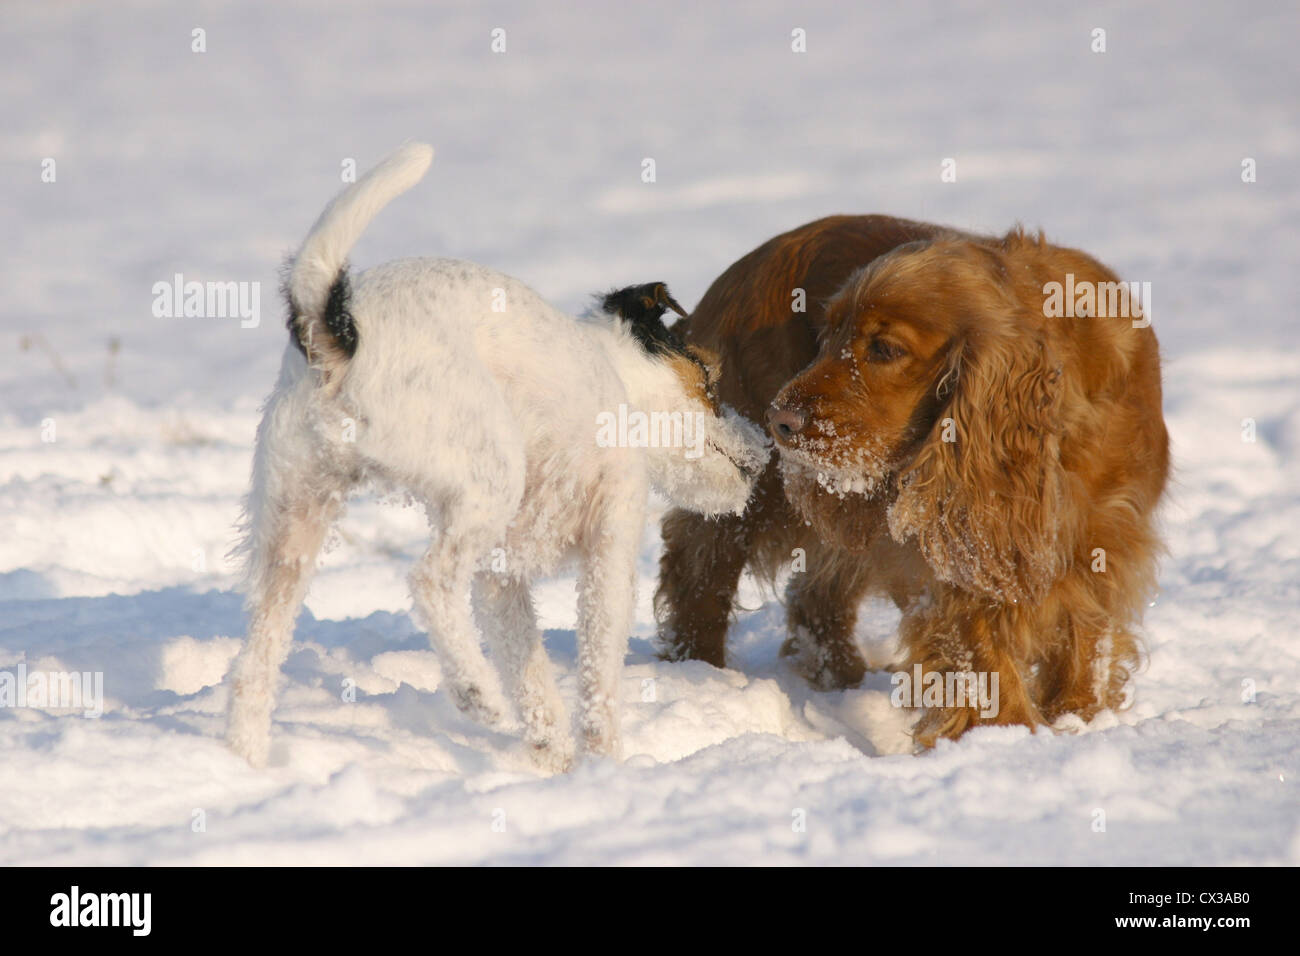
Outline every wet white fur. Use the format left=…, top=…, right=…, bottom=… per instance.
left=225, top=144, right=768, bottom=770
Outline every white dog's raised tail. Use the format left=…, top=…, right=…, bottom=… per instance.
left=286, top=142, right=434, bottom=374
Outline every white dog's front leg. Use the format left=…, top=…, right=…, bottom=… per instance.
left=574, top=499, right=642, bottom=759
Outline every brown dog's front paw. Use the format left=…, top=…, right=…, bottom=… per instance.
left=656, top=629, right=727, bottom=669
left=911, top=691, right=1043, bottom=748
left=781, top=628, right=867, bottom=689
left=911, top=706, right=976, bottom=749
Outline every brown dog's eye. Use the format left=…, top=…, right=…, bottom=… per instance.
left=867, top=338, right=906, bottom=363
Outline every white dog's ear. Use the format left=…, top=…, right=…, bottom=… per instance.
left=649, top=282, right=688, bottom=318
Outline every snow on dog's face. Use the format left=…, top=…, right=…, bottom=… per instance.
left=602, top=283, right=770, bottom=516
left=763, top=248, right=964, bottom=547
left=766, top=240, right=1069, bottom=562
left=649, top=347, right=770, bottom=515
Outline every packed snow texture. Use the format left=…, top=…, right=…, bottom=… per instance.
left=1, top=0, right=1297, bottom=864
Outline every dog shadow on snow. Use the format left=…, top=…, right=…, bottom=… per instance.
left=0, top=569, right=900, bottom=764
left=0, top=575, right=434, bottom=745
left=0, top=573, right=569, bottom=764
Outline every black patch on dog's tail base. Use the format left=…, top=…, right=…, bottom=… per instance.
left=322, top=272, right=358, bottom=357
left=282, top=261, right=358, bottom=364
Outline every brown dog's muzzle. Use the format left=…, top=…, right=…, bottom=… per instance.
left=766, top=403, right=808, bottom=444
left=769, top=365, right=840, bottom=446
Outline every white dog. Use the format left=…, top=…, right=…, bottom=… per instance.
left=225, top=143, right=769, bottom=770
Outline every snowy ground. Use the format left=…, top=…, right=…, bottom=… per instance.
left=1, top=0, right=1297, bottom=864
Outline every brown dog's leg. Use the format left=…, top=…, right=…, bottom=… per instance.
left=1037, top=621, right=1142, bottom=724
left=782, top=541, right=872, bottom=689
left=656, top=508, right=752, bottom=668
left=902, top=600, right=1042, bottom=746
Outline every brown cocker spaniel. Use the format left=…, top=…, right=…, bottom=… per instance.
left=657, top=215, right=1169, bottom=745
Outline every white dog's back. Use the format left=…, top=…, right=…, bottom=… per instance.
left=332, top=256, right=632, bottom=573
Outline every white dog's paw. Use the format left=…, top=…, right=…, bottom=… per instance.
left=225, top=691, right=274, bottom=768
left=525, top=735, right=576, bottom=774
left=448, top=682, right=508, bottom=729
left=578, top=718, right=621, bottom=763
left=226, top=723, right=271, bottom=768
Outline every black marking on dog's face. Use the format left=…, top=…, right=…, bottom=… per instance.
left=599, top=281, right=724, bottom=408
left=600, top=282, right=689, bottom=358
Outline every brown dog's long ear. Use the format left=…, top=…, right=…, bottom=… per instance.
left=888, top=322, right=1067, bottom=604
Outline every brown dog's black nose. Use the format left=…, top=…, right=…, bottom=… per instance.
left=767, top=404, right=808, bottom=442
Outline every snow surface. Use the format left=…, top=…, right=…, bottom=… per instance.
left=2, top=0, right=1297, bottom=864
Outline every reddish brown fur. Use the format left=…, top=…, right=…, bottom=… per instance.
left=656, top=215, right=1169, bottom=744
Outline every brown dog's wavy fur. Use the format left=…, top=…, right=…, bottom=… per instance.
left=656, top=216, right=1169, bottom=744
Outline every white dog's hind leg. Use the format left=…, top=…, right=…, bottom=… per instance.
left=574, top=489, right=644, bottom=759
left=227, top=482, right=344, bottom=767
left=409, top=517, right=509, bottom=730
left=474, top=573, right=573, bottom=772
